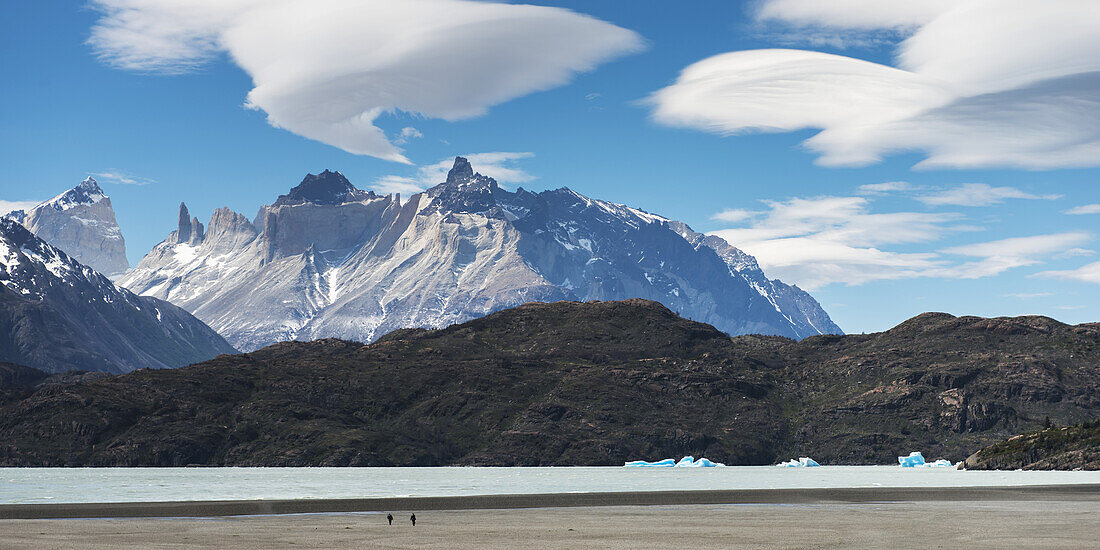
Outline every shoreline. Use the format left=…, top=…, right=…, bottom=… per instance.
left=3, top=484, right=1098, bottom=519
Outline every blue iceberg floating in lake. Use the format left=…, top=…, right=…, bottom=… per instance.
left=776, top=457, right=820, bottom=467
left=624, top=458, right=677, bottom=467
left=899, top=451, right=926, bottom=467
left=624, top=456, right=725, bottom=467
left=899, top=452, right=954, bottom=468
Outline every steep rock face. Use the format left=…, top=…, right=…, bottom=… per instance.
left=0, top=302, right=1094, bottom=467
left=0, top=219, right=236, bottom=374
left=5, top=177, right=129, bottom=277
left=120, top=158, right=840, bottom=351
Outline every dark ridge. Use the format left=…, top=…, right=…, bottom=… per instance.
left=0, top=300, right=1095, bottom=467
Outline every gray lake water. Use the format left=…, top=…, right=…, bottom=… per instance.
left=3, top=466, right=1099, bottom=505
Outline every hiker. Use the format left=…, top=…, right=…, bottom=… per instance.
left=410, top=513, right=416, bottom=526
left=387, top=514, right=393, bottom=525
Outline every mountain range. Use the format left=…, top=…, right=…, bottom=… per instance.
left=118, top=157, right=840, bottom=351
left=0, top=218, right=235, bottom=374
left=0, top=299, right=1094, bottom=466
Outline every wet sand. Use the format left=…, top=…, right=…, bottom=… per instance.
left=2, top=486, right=1097, bottom=549
left=2, top=500, right=1099, bottom=549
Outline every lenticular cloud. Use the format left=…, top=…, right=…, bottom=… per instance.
left=88, top=0, right=643, bottom=163
left=649, top=0, right=1100, bottom=170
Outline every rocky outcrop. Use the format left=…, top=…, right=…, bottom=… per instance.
left=120, top=158, right=840, bottom=351
left=0, top=219, right=236, bottom=374
left=961, top=421, right=1100, bottom=470
left=0, top=302, right=1093, bottom=466
left=5, top=177, right=129, bottom=277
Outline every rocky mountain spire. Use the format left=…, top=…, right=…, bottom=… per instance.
left=177, top=203, right=192, bottom=244
left=446, top=156, right=474, bottom=184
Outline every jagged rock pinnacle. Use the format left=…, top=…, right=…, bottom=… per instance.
left=446, top=157, right=474, bottom=184
left=177, top=202, right=192, bottom=243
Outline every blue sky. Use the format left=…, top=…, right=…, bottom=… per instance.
left=2, top=0, right=1098, bottom=333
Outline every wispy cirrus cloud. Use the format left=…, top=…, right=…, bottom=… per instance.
left=857, top=181, right=913, bottom=195
left=937, top=233, right=1092, bottom=279
left=91, top=170, right=155, bottom=186
left=709, top=195, right=963, bottom=288
left=1066, top=204, right=1100, bottom=215
left=392, top=127, right=423, bottom=146
left=708, top=193, right=1091, bottom=289
left=88, top=0, right=644, bottom=163
left=649, top=0, right=1100, bottom=169
left=917, top=183, right=1060, bottom=207
left=1036, top=261, right=1100, bottom=286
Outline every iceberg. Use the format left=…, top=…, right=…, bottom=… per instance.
left=624, top=458, right=677, bottom=467
left=898, top=452, right=954, bottom=468
left=899, top=451, right=926, bottom=467
left=623, top=456, right=725, bottom=467
left=776, top=457, right=820, bottom=467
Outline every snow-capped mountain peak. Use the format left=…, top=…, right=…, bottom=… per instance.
left=44, top=176, right=106, bottom=211
left=2, top=177, right=128, bottom=277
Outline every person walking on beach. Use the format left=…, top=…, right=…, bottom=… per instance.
left=410, top=513, right=416, bottom=526
left=387, top=514, right=393, bottom=525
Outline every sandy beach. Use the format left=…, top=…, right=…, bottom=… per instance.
left=2, top=500, right=1099, bottom=549
left=2, top=486, right=1098, bottom=549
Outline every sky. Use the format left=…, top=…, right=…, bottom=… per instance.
left=1, top=0, right=1098, bottom=334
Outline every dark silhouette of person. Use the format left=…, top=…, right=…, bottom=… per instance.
left=387, top=513, right=393, bottom=525
left=410, top=513, right=416, bottom=526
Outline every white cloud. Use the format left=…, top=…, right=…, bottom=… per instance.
left=1036, top=261, right=1100, bottom=285
left=650, top=0, right=1100, bottom=169
left=371, top=175, right=425, bottom=196
left=917, top=183, right=1060, bottom=207
left=1002, top=292, right=1053, bottom=299
left=857, top=181, right=912, bottom=195
left=938, top=233, right=1092, bottom=278
left=1066, top=204, right=1100, bottom=215
left=710, top=208, right=756, bottom=223
left=372, top=152, right=535, bottom=194
left=708, top=195, right=961, bottom=288
left=0, top=200, right=42, bottom=216
left=91, top=170, right=155, bottom=186
left=88, top=0, right=643, bottom=163
left=1054, top=248, right=1095, bottom=260
left=708, top=195, right=1092, bottom=289
left=756, top=0, right=957, bottom=29
left=393, top=127, right=423, bottom=146
left=941, top=233, right=1090, bottom=259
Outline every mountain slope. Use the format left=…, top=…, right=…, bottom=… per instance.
left=0, top=301, right=1094, bottom=467
left=5, top=177, right=129, bottom=277
left=0, top=219, right=236, bottom=374
left=771, top=313, right=1100, bottom=463
left=120, top=158, right=840, bottom=351
left=961, top=421, right=1100, bottom=470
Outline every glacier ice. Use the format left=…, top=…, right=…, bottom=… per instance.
left=624, top=456, right=725, bottom=467
left=898, top=452, right=954, bottom=468
left=899, top=451, right=926, bottom=467
left=776, top=457, right=820, bottom=467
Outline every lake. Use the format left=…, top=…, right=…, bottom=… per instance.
left=3, top=466, right=1099, bottom=505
